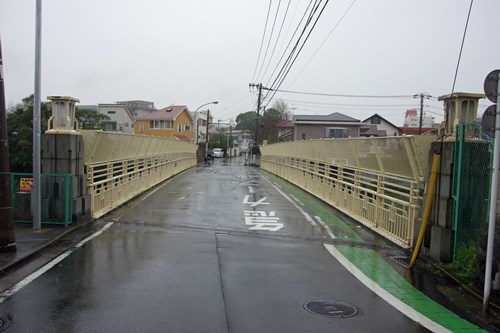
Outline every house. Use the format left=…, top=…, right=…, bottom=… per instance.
left=293, top=112, right=362, bottom=140
left=403, top=109, right=434, bottom=128
left=97, top=103, right=135, bottom=133
left=116, top=100, right=156, bottom=119
left=134, top=105, right=194, bottom=142
left=361, top=113, right=401, bottom=137
left=276, top=119, right=294, bottom=142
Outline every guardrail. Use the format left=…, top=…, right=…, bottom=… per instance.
left=260, top=136, right=436, bottom=248
left=81, top=131, right=197, bottom=218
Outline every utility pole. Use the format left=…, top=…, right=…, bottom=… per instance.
left=249, top=83, right=263, bottom=146
left=0, top=37, right=17, bottom=252
left=413, top=93, right=430, bottom=135
left=33, top=0, right=42, bottom=231
left=205, top=109, right=210, bottom=160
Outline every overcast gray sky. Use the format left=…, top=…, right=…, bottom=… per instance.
left=1, top=0, right=499, bottom=126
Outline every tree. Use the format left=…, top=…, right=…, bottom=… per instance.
left=208, top=133, right=228, bottom=149
left=75, top=108, right=110, bottom=129
left=260, top=107, right=283, bottom=144
left=235, top=111, right=257, bottom=133
left=7, top=95, right=51, bottom=172
left=272, top=99, right=292, bottom=120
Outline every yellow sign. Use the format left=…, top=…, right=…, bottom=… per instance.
left=20, top=178, right=33, bottom=192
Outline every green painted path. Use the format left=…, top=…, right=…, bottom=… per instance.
left=264, top=172, right=486, bottom=332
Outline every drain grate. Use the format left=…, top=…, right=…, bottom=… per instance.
left=304, top=300, right=358, bottom=319
left=0, top=316, right=11, bottom=331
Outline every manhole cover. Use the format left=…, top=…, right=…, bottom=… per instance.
left=304, top=300, right=358, bottom=318
left=0, top=316, right=11, bottom=331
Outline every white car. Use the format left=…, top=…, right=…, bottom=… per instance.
left=212, top=148, right=224, bottom=158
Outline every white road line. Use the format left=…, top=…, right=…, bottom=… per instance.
left=141, top=179, right=171, bottom=201
left=314, top=216, right=337, bottom=239
left=248, top=186, right=255, bottom=194
left=289, top=194, right=304, bottom=206
left=261, top=176, right=317, bottom=227
left=323, top=244, right=452, bottom=333
left=0, top=222, right=114, bottom=304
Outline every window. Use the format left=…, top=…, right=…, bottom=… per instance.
left=124, top=122, right=129, bottom=127
left=139, top=123, right=144, bottom=132
left=371, top=116, right=381, bottom=124
left=149, top=120, right=173, bottom=129
left=185, top=125, right=191, bottom=131
left=178, top=124, right=182, bottom=133
left=107, top=111, right=116, bottom=114
left=324, top=128, right=348, bottom=138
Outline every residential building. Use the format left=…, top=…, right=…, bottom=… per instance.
left=134, top=105, right=194, bottom=142
left=293, top=112, right=362, bottom=140
left=116, top=100, right=156, bottom=119
left=276, top=119, right=294, bottom=142
left=361, top=114, right=401, bottom=137
left=191, top=110, right=212, bottom=144
left=97, top=103, right=135, bottom=133
left=403, top=109, right=434, bottom=128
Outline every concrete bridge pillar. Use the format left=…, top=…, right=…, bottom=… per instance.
left=41, top=96, right=91, bottom=225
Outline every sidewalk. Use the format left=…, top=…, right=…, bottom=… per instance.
left=0, top=223, right=79, bottom=273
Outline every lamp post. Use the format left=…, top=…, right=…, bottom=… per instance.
left=194, top=101, right=218, bottom=144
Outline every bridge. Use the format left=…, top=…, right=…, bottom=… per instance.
left=4, top=96, right=498, bottom=331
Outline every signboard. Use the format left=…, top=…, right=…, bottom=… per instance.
left=20, top=178, right=33, bottom=192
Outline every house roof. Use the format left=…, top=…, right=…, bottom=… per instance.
left=399, top=127, right=435, bottom=135
left=137, top=105, right=191, bottom=121
left=293, top=112, right=360, bottom=123
left=360, top=124, right=387, bottom=137
left=362, top=113, right=400, bottom=130
left=276, top=119, right=294, bottom=128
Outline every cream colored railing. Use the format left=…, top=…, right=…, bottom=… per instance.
left=260, top=136, right=436, bottom=248
left=81, top=131, right=197, bottom=218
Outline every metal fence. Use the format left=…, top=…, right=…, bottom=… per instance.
left=452, top=122, right=492, bottom=259
left=81, top=131, right=197, bottom=218
left=11, top=173, right=73, bottom=227
left=260, top=136, right=436, bottom=248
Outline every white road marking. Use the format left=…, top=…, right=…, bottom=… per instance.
left=248, top=186, right=255, bottom=194
left=260, top=176, right=318, bottom=227
left=289, top=194, right=304, bottom=206
left=141, top=179, right=171, bottom=201
left=178, top=196, right=186, bottom=200
left=0, top=222, right=114, bottom=304
left=242, top=195, right=270, bottom=207
left=314, top=216, right=337, bottom=239
left=323, top=244, right=452, bottom=333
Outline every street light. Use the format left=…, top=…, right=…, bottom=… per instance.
left=194, top=101, right=218, bottom=144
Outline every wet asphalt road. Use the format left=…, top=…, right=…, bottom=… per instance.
left=0, top=156, right=429, bottom=332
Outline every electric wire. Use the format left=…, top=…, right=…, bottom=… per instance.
left=255, top=0, right=282, bottom=83
left=288, top=0, right=358, bottom=88
left=262, top=0, right=316, bottom=90
left=264, top=0, right=330, bottom=107
left=250, top=0, right=273, bottom=83
left=256, top=0, right=292, bottom=83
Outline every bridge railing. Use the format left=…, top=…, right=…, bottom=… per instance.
left=260, top=136, right=436, bottom=248
left=81, top=131, right=197, bottom=218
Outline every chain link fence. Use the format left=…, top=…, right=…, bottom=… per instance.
left=452, top=122, right=493, bottom=262
left=11, top=173, right=73, bottom=227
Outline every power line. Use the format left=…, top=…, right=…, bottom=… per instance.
left=250, top=0, right=273, bottom=83
left=257, top=0, right=292, bottom=83
left=288, top=0, right=358, bottom=88
left=264, top=88, right=415, bottom=99
left=255, top=0, right=281, bottom=82
left=264, top=0, right=331, bottom=107
left=263, top=0, right=316, bottom=90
